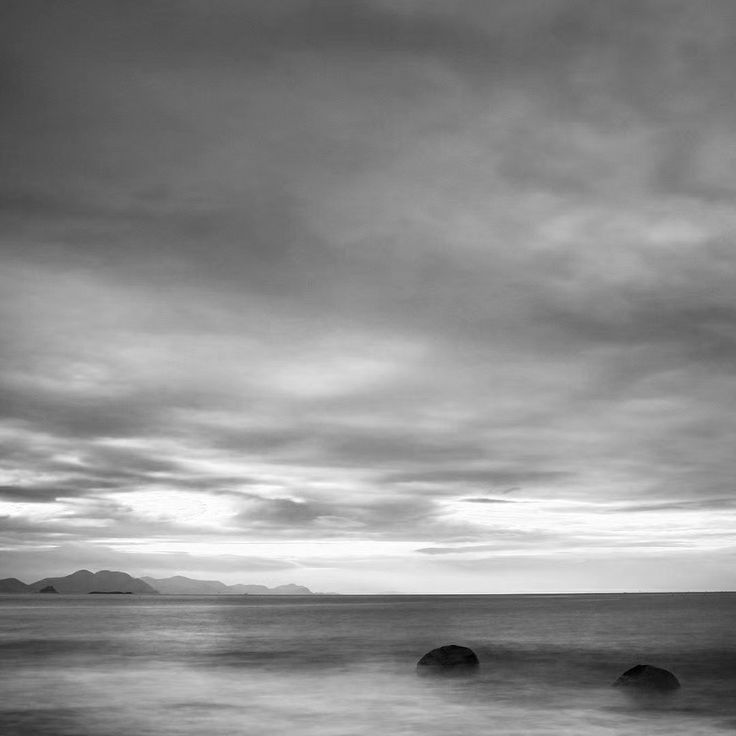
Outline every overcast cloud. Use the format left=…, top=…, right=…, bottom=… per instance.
left=1, top=0, right=735, bottom=592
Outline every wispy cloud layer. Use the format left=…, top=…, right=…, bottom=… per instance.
left=1, top=1, right=736, bottom=591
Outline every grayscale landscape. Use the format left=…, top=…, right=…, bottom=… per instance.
left=1, top=1, right=735, bottom=734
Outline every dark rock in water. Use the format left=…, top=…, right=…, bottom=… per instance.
left=613, top=664, right=680, bottom=691
left=416, top=644, right=479, bottom=676
left=38, top=585, right=58, bottom=594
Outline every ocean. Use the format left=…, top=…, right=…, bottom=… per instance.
left=0, top=593, right=734, bottom=735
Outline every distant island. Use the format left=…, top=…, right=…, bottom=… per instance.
left=0, top=569, right=315, bottom=596
left=89, top=591, right=133, bottom=594
left=0, top=570, right=158, bottom=595
left=142, top=575, right=313, bottom=596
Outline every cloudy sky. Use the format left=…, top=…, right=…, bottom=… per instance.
left=1, top=0, right=736, bottom=593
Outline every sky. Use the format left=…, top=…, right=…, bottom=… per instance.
left=1, top=0, right=736, bottom=593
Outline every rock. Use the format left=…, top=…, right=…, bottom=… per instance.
left=613, top=664, right=680, bottom=691
left=416, top=644, right=479, bottom=676
left=38, top=585, right=59, bottom=594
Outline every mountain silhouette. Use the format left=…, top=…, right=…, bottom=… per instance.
left=141, top=575, right=230, bottom=595
left=142, top=575, right=313, bottom=595
left=0, top=571, right=313, bottom=595
left=0, top=577, right=33, bottom=593
left=29, top=569, right=158, bottom=594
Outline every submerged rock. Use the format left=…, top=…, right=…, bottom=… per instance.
left=613, top=664, right=680, bottom=691
left=416, top=644, right=479, bottom=676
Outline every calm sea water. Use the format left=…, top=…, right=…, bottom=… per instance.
left=0, top=593, right=734, bottom=735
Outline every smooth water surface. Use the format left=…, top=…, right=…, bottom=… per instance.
left=1, top=593, right=734, bottom=735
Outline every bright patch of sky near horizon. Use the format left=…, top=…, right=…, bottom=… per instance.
left=2, top=0, right=736, bottom=592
